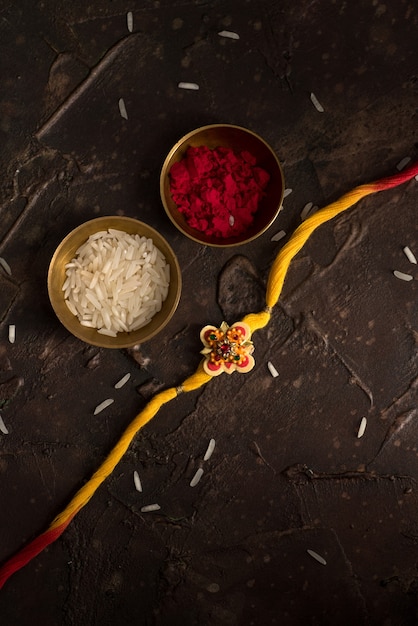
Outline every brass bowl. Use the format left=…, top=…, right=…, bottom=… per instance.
left=160, top=124, right=285, bottom=246
left=48, top=216, right=182, bottom=348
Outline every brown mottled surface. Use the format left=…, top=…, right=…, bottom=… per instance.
left=0, top=1, right=418, bottom=625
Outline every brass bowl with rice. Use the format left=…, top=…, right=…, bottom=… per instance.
left=48, top=216, right=181, bottom=348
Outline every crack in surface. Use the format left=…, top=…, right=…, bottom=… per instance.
left=283, top=462, right=415, bottom=485
left=0, top=178, right=55, bottom=251
left=367, top=409, right=417, bottom=466
left=250, top=440, right=276, bottom=474
left=35, top=33, right=141, bottom=140
left=302, top=311, right=374, bottom=406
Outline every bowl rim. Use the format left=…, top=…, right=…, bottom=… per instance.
left=47, top=216, right=182, bottom=348
left=160, top=123, right=285, bottom=247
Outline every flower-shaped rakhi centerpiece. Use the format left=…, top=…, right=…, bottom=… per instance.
left=200, top=321, right=255, bottom=376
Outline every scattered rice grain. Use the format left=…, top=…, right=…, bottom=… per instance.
left=203, top=438, right=216, bottom=461
left=357, top=416, right=367, bottom=438
left=283, top=188, right=293, bottom=198
left=115, top=373, right=131, bottom=389
left=0, top=257, right=11, bottom=276
left=178, top=81, right=199, bottom=90
left=118, top=98, right=128, bottom=120
left=310, top=92, right=324, bottom=112
left=0, top=414, right=9, bottom=435
left=396, top=156, right=411, bottom=171
left=218, top=30, right=240, bottom=39
left=8, top=325, right=15, bottom=344
left=94, top=398, right=114, bottom=415
left=307, top=549, right=327, bottom=565
left=141, top=503, right=161, bottom=513
left=300, top=202, right=314, bottom=220
left=267, top=361, right=279, bottom=378
left=190, top=467, right=204, bottom=487
left=403, top=246, right=417, bottom=264
left=271, top=230, right=286, bottom=242
left=229, top=214, right=235, bottom=227
left=133, top=470, right=142, bottom=492
left=393, top=270, right=413, bottom=282
left=127, top=11, right=133, bottom=32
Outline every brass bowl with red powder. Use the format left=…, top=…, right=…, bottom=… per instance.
left=160, top=124, right=285, bottom=247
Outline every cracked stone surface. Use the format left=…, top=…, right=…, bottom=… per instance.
left=0, top=1, right=418, bottom=625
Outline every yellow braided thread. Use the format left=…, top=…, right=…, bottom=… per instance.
left=241, top=310, right=271, bottom=333
left=266, top=183, right=376, bottom=308
left=49, top=365, right=212, bottom=530
left=241, top=183, right=378, bottom=334
left=50, top=388, right=176, bottom=527
left=182, top=363, right=213, bottom=392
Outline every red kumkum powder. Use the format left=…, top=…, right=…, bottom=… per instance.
left=169, top=145, right=270, bottom=238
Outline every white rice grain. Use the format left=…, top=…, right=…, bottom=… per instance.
left=141, top=504, right=161, bottom=513
left=300, top=202, right=314, bottom=220
left=229, top=214, right=235, bottom=227
left=94, top=398, right=114, bottom=415
left=64, top=230, right=170, bottom=336
left=115, top=373, right=131, bottom=389
left=80, top=320, right=95, bottom=328
left=178, top=82, right=199, bottom=90
left=218, top=30, right=240, bottom=40
left=307, top=549, right=327, bottom=565
left=403, top=246, right=417, bottom=264
left=203, top=438, right=216, bottom=461
left=283, top=188, right=293, bottom=198
left=267, top=361, right=279, bottom=378
left=0, top=414, right=9, bottom=435
left=271, top=230, right=286, bottom=242
left=190, top=467, right=204, bottom=487
left=66, top=299, right=78, bottom=316
left=310, top=92, right=324, bottom=112
left=357, top=416, right=367, bottom=439
left=127, top=11, right=133, bottom=32
left=8, top=325, right=15, bottom=344
left=0, top=257, right=11, bottom=276
left=393, top=270, right=413, bottom=282
left=98, top=328, right=117, bottom=337
left=396, top=156, right=411, bottom=171
left=133, top=470, right=142, bottom=492
left=118, top=98, right=128, bottom=120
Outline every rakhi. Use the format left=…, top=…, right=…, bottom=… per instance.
left=0, top=160, right=417, bottom=590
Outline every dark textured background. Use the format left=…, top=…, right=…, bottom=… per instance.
left=0, top=1, right=417, bottom=624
